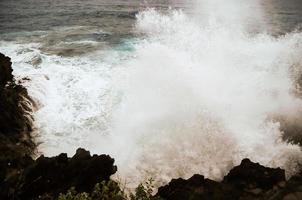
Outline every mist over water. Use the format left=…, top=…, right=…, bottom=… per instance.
left=1, top=0, right=302, bottom=188
left=108, top=6, right=302, bottom=186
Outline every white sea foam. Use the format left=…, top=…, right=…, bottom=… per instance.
left=1, top=0, right=302, bottom=188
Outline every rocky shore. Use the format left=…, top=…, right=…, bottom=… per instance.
left=0, top=52, right=35, bottom=198
left=157, top=159, right=302, bottom=200
left=0, top=52, right=302, bottom=200
left=0, top=53, right=118, bottom=199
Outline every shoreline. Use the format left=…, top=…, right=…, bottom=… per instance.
left=0, top=52, right=302, bottom=199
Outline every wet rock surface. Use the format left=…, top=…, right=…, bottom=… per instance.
left=157, top=159, right=302, bottom=200
left=0, top=53, right=33, bottom=135
left=0, top=53, right=13, bottom=87
left=0, top=148, right=117, bottom=200
left=16, top=148, right=117, bottom=200
left=0, top=53, right=117, bottom=200
left=0, top=52, right=36, bottom=199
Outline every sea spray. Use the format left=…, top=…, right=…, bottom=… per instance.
left=1, top=1, right=302, bottom=189
left=102, top=9, right=302, bottom=186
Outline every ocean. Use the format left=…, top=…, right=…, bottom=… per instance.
left=1, top=0, right=302, bottom=187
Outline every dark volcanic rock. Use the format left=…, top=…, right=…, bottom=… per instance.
left=0, top=53, right=34, bottom=135
left=223, top=158, right=285, bottom=190
left=0, top=53, right=13, bottom=87
left=157, top=174, right=223, bottom=200
left=157, top=159, right=290, bottom=200
left=0, top=52, right=36, bottom=199
left=17, top=148, right=117, bottom=200
left=0, top=53, right=117, bottom=200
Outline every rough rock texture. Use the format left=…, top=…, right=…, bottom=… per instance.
left=0, top=53, right=117, bottom=200
left=16, top=148, right=117, bottom=200
left=0, top=53, right=34, bottom=136
left=157, top=159, right=302, bottom=200
left=0, top=53, right=13, bottom=87
left=0, top=52, right=36, bottom=199
left=223, top=158, right=285, bottom=193
left=1, top=148, right=117, bottom=200
left=157, top=174, right=223, bottom=200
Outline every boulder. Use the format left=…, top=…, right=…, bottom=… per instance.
left=157, top=159, right=288, bottom=200
left=157, top=174, right=223, bottom=200
left=223, top=158, right=286, bottom=190
left=17, top=148, right=117, bottom=200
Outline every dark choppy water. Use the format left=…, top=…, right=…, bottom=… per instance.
left=0, top=0, right=302, bottom=34
left=0, top=0, right=302, bottom=57
left=0, top=0, right=189, bottom=56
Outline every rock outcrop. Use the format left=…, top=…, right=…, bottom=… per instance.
left=0, top=53, right=117, bottom=200
left=0, top=52, right=36, bottom=199
left=0, top=53, right=13, bottom=87
left=16, top=148, right=117, bottom=200
left=1, top=148, right=117, bottom=200
left=157, top=159, right=302, bottom=200
left=0, top=53, right=34, bottom=137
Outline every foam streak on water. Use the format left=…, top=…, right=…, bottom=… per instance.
left=1, top=0, right=302, bottom=188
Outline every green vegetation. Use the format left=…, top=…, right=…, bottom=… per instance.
left=129, top=178, right=162, bottom=200
left=58, top=179, right=163, bottom=200
left=58, top=188, right=91, bottom=200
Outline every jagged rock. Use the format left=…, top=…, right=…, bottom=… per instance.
left=223, top=158, right=285, bottom=190
left=0, top=53, right=117, bottom=200
left=0, top=53, right=13, bottom=87
left=157, top=159, right=289, bottom=200
left=157, top=174, right=223, bottom=200
left=0, top=53, right=34, bottom=136
left=263, top=173, right=302, bottom=200
left=0, top=53, right=36, bottom=199
left=16, top=148, right=117, bottom=200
